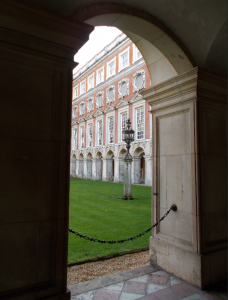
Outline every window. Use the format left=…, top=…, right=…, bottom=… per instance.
left=73, top=86, right=78, bottom=99
left=80, top=126, right=84, bottom=148
left=108, top=116, right=114, bottom=144
left=80, top=80, right=86, bottom=95
left=88, top=74, right=94, bottom=90
left=87, top=123, right=93, bottom=147
left=96, top=67, right=104, bottom=85
left=98, top=120, right=102, bottom=146
left=136, top=107, right=144, bottom=139
left=107, top=58, right=116, bottom=79
left=119, top=47, right=130, bottom=71
left=72, top=106, right=78, bottom=118
left=72, top=128, right=77, bottom=150
left=121, top=112, right=127, bottom=141
left=133, top=44, right=142, bottom=62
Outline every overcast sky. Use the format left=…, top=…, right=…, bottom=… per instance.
left=73, top=26, right=122, bottom=74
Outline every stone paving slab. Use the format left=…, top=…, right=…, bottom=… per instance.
left=69, top=265, right=227, bottom=300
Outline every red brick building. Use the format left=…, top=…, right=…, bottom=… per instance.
left=70, top=33, right=152, bottom=185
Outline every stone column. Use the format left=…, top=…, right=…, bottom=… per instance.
left=83, top=159, right=87, bottom=179
left=144, top=156, right=152, bottom=186
left=114, top=158, right=120, bottom=182
left=75, top=159, right=79, bottom=178
left=102, top=158, right=107, bottom=181
left=133, top=157, right=141, bottom=184
left=92, top=158, right=96, bottom=180
left=106, top=158, right=113, bottom=181
left=123, top=154, right=133, bottom=199
left=0, top=2, right=93, bottom=300
left=141, top=67, right=227, bottom=288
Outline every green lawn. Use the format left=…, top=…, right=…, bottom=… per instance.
left=68, top=179, right=152, bottom=263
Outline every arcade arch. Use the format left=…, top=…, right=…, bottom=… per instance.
left=78, top=153, right=84, bottom=178
left=86, top=152, right=93, bottom=180
left=133, top=147, right=145, bottom=184
left=96, top=151, right=103, bottom=180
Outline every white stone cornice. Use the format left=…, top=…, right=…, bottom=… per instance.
left=140, top=67, right=227, bottom=113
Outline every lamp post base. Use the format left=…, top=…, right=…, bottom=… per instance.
left=122, top=196, right=135, bottom=200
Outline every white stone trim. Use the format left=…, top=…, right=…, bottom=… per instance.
left=96, top=115, right=103, bottom=146
left=87, top=73, right=95, bottom=90
left=132, top=100, right=145, bottom=141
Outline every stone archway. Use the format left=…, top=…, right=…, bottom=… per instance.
left=106, top=150, right=114, bottom=182
left=133, top=147, right=145, bottom=184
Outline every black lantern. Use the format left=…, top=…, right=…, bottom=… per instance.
left=122, top=118, right=134, bottom=155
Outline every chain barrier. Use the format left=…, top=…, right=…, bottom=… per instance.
left=68, top=204, right=177, bottom=244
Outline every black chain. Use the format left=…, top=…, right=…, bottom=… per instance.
left=68, top=204, right=177, bottom=244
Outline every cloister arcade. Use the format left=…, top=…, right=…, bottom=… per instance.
left=70, top=141, right=152, bottom=185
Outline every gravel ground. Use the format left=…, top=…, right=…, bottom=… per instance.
left=67, top=251, right=149, bottom=286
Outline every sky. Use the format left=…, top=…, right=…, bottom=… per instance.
left=73, top=26, right=122, bottom=74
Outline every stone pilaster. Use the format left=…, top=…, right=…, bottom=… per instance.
left=144, top=156, right=152, bottom=186
left=141, top=67, right=227, bottom=288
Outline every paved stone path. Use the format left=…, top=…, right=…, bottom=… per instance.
left=68, top=265, right=227, bottom=300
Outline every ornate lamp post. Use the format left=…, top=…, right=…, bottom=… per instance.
left=122, top=118, right=134, bottom=199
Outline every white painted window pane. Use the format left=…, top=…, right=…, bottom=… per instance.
left=122, top=53, right=128, bottom=68
left=98, top=121, right=102, bottom=145
left=121, top=112, right=127, bottom=140
left=88, top=124, right=93, bottom=147
left=136, top=107, right=144, bottom=139
left=109, top=62, right=115, bottom=76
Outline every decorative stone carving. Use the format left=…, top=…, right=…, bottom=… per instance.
left=85, top=113, right=93, bottom=120
left=96, top=91, right=104, bottom=108
left=77, top=116, right=85, bottom=123
left=129, top=93, right=143, bottom=103
left=103, top=104, right=115, bottom=114
left=72, top=106, right=78, bottom=118
left=87, top=97, right=94, bottom=112
left=133, top=69, right=145, bottom=92
left=115, top=99, right=129, bottom=109
left=93, top=109, right=103, bottom=117
left=79, top=101, right=85, bottom=116
left=106, top=86, right=115, bottom=103
left=118, top=77, right=129, bottom=99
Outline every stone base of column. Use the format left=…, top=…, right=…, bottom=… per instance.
left=149, top=237, right=227, bottom=289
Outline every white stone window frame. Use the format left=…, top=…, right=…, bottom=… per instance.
left=132, top=69, right=145, bottom=93
left=96, top=115, right=103, bottom=146
left=87, top=73, right=95, bottom=90
left=96, top=91, right=104, bottom=109
left=79, top=101, right=85, bottom=116
left=118, top=106, right=129, bottom=143
left=106, top=85, right=115, bottom=104
left=79, top=124, right=85, bottom=149
left=72, top=126, right=77, bottom=150
left=106, top=57, right=116, bottom=79
left=106, top=111, right=115, bottom=145
left=96, top=65, right=105, bottom=86
left=118, top=77, right=129, bottom=99
left=80, top=79, right=86, bottom=96
left=87, top=97, right=94, bottom=113
left=132, top=100, right=145, bottom=141
left=72, top=105, right=78, bottom=118
left=86, top=120, right=93, bottom=148
left=118, top=46, right=130, bottom=72
left=73, top=85, right=79, bottom=99
left=133, top=44, right=142, bottom=63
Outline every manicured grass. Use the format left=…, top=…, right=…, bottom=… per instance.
left=68, top=179, right=152, bottom=263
